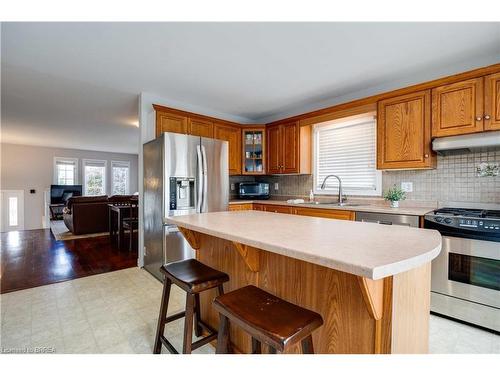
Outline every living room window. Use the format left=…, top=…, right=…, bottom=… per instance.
left=83, top=159, right=107, bottom=196
left=54, top=157, right=78, bottom=185
left=111, top=161, right=130, bottom=195
left=313, top=114, right=381, bottom=196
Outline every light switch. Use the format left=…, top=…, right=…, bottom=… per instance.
left=274, top=183, right=279, bottom=191
left=401, top=182, right=413, bottom=192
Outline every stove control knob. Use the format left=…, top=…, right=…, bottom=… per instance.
left=435, top=216, right=443, bottom=223
left=444, top=218, right=452, bottom=224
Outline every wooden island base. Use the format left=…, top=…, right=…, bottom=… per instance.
left=179, top=229, right=432, bottom=354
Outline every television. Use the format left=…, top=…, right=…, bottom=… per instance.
left=50, top=185, right=82, bottom=204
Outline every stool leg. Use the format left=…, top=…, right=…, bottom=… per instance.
left=193, top=293, right=203, bottom=337
left=217, top=284, right=224, bottom=296
left=251, top=338, right=261, bottom=354
left=301, top=335, right=314, bottom=354
left=153, top=278, right=172, bottom=354
left=215, top=314, right=230, bottom=354
left=182, top=293, right=195, bottom=354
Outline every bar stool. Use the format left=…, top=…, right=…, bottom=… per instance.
left=153, top=259, right=229, bottom=354
left=213, top=285, right=323, bottom=354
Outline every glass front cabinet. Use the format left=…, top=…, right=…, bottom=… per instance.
left=242, top=127, right=266, bottom=175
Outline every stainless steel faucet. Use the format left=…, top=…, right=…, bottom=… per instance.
left=320, top=174, right=346, bottom=205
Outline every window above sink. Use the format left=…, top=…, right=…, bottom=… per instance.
left=313, top=113, right=382, bottom=197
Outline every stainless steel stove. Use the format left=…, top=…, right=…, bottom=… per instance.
left=424, top=208, right=500, bottom=332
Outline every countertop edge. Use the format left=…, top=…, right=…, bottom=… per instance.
left=165, top=215, right=442, bottom=280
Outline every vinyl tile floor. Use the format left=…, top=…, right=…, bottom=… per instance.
left=1, top=267, right=498, bottom=354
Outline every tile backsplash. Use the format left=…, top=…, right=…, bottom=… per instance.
left=230, top=147, right=500, bottom=203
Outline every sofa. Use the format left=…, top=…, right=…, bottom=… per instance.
left=63, top=195, right=138, bottom=235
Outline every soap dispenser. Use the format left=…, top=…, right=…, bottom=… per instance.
left=309, top=190, right=314, bottom=202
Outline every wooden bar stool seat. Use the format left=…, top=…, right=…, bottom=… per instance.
left=154, top=259, right=229, bottom=354
left=213, top=285, right=323, bottom=354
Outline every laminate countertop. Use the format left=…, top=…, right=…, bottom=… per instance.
left=228, top=199, right=435, bottom=216
left=165, top=210, right=442, bottom=280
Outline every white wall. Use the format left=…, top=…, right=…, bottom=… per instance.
left=1, top=143, right=138, bottom=230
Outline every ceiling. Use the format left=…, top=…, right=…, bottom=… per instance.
left=2, top=22, right=500, bottom=154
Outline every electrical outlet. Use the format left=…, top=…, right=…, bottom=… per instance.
left=230, top=183, right=235, bottom=191
left=274, top=183, right=279, bottom=191
left=401, top=182, right=413, bottom=193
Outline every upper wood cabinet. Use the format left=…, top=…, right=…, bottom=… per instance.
left=266, top=121, right=311, bottom=174
left=377, top=90, right=436, bottom=170
left=155, top=110, right=188, bottom=137
left=266, top=125, right=282, bottom=174
left=188, top=117, right=213, bottom=138
left=485, top=72, right=500, bottom=131
left=214, top=122, right=242, bottom=175
left=431, top=78, right=484, bottom=137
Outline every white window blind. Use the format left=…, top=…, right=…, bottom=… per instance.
left=54, top=157, right=78, bottom=185
left=314, top=116, right=381, bottom=196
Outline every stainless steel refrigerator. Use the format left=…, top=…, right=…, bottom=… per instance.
left=143, top=132, right=229, bottom=280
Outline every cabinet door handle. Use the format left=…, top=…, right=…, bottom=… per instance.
left=484, top=115, right=491, bottom=120
left=476, top=116, right=483, bottom=121
left=424, top=154, right=429, bottom=158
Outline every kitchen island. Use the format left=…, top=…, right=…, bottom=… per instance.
left=165, top=210, right=442, bottom=354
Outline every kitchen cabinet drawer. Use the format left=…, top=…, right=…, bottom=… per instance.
left=263, top=205, right=293, bottom=214
left=293, top=207, right=354, bottom=221
left=229, top=203, right=253, bottom=211
left=252, top=204, right=265, bottom=211
left=377, top=90, right=436, bottom=169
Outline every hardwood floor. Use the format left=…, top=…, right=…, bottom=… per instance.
left=0, top=229, right=138, bottom=294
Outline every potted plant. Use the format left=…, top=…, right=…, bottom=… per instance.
left=383, top=185, right=406, bottom=208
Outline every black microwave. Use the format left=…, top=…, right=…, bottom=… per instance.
left=238, top=182, right=270, bottom=199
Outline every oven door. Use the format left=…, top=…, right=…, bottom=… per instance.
left=431, top=236, right=500, bottom=309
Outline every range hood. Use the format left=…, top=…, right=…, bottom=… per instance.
left=432, top=131, right=500, bottom=155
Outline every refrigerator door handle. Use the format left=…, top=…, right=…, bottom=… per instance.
left=196, top=145, right=203, bottom=213
left=201, top=145, right=208, bottom=213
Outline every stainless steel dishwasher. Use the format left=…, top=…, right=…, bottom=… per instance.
left=355, top=211, right=420, bottom=228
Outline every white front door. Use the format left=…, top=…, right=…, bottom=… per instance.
left=0, top=190, right=25, bottom=232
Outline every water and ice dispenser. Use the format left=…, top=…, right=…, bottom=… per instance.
left=169, top=177, right=195, bottom=210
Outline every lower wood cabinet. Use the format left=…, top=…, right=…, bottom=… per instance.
left=377, top=90, right=435, bottom=169
left=230, top=202, right=355, bottom=220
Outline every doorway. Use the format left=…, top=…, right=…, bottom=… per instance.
left=1, top=190, right=25, bottom=232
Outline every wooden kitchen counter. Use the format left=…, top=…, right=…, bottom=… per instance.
left=165, top=210, right=442, bottom=354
